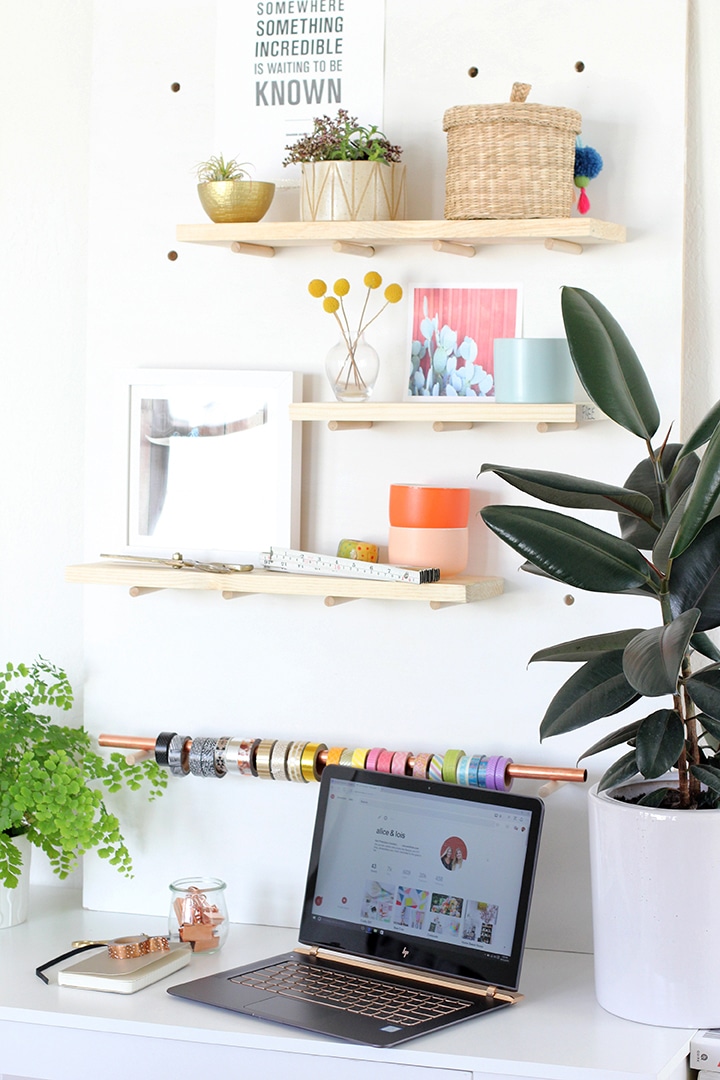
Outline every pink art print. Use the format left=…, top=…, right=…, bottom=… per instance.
left=408, top=286, right=521, bottom=398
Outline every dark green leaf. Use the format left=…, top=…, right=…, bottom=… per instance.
left=691, top=632, right=720, bottom=664
left=530, top=629, right=645, bottom=664
left=637, top=787, right=671, bottom=806
left=561, top=287, right=660, bottom=441
left=578, top=719, right=641, bottom=762
left=668, top=517, right=720, bottom=631
left=635, top=709, right=685, bottom=778
left=697, top=712, right=720, bottom=741
left=479, top=463, right=655, bottom=519
left=622, top=609, right=699, bottom=696
left=676, top=398, right=720, bottom=460
left=597, top=749, right=639, bottom=793
left=652, top=488, right=690, bottom=570
left=685, top=664, right=720, bottom=720
left=619, top=446, right=698, bottom=549
left=671, top=421, right=720, bottom=557
left=690, top=762, right=720, bottom=796
left=480, top=505, right=661, bottom=594
left=540, top=651, right=639, bottom=739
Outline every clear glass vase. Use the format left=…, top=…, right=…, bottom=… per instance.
left=168, top=876, right=228, bottom=953
left=325, top=334, right=379, bottom=402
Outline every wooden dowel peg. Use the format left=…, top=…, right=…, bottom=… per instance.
left=538, top=780, right=567, bottom=798
left=432, top=421, right=475, bottom=432
left=536, top=421, right=579, bottom=433
left=432, top=239, right=476, bottom=258
left=324, top=595, right=358, bottom=607
left=129, top=586, right=163, bottom=597
left=332, top=241, right=375, bottom=258
left=230, top=241, right=275, bottom=258
left=544, top=237, right=583, bottom=255
left=429, top=600, right=461, bottom=610
left=327, top=420, right=374, bottom=431
left=221, top=590, right=252, bottom=600
left=125, top=750, right=153, bottom=765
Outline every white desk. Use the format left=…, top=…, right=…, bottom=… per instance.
left=0, top=888, right=693, bottom=1080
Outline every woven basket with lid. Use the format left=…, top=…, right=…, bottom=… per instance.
left=443, top=82, right=581, bottom=220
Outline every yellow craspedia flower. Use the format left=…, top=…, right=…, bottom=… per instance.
left=363, top=271, right=382, bottom=290
left=384, top=283, right=403, bottom=304
left=323, top=296, right=340, bottom=313
left=333, top=278, right=350, bottom=297
left=308, top=278, right=327, bottom=298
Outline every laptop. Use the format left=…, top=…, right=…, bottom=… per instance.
left=168, top=765, right=544, bottom=1047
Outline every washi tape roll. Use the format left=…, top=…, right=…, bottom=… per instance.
left=154, top=731, right=177, bottom=767
left=286, top=742, right=307, bottom=783
left=339, top=748, right=355, bottom=767
left=455, top=754, right=472, bottom=787
left=107, top=934, right=167, bottom=959
left=325, top=746, right=346, bottom=767
left=412, top=752, right=432, bottom=778
left=255, top=739, right=277, bottom=780
left=442, top=748, right=466, bottom=784
left=248, top=738, right=261, bottom=777
left=270, top=740, right=291, bottom=781
left=474, top=756, right=491, bottom=789
left=428, top=754, right=444, bottom=782
left=336, top=539, right=379, bottom=563
left=389, top=485, right=470, bottom=529
left=466, top=754, right=486, bottom=788
left=167, top=734, right=190, bottom=777
left=351, top=747, right=369, bottom=769
left=365, top=747, right=387, bottom=772
left=391, top=751, right=410, bottom=776
left=301, top=742, right=327, bottom=782
left=189, top=737, right=220, bottom=778
left=213, top=736, right=230, bottom=777
left=490, top=756, right=513, bottom=791
left=376, top=749, right=395, bottom=773
left=223, top=738, right=256, bottom=777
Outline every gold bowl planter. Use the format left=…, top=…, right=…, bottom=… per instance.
left=197, top=180, right=275, bottom=223
left=300, top=161, right=406, bottom=221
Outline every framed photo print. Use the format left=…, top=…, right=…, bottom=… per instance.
left=126, top=370, right=301, bottom=560
left=407, top=285, right=522, bottom=398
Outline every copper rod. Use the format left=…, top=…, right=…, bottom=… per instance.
left=99, top=734, right=156, bottom=751
left=507, top=764, right=586, bottom=783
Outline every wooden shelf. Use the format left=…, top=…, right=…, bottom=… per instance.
left=66, top=563, right=504, bottom=608
left=290, top=401, right=604, bottom=432
left=176, top=218, right=626, bottom=258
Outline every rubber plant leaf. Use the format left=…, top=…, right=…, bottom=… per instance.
left=691, top=633, right=720, bottom=663
left=675, top=397, right=720, bottom=461
left=690, top=762, right=720, bottom=797
left=480, top=505, right=661, bottom=594
left=696, top=711, right=720, bottom=741
left=622, top=608, right=700, bottom=696
left=540, top=651, right=638, bottom=740
left=619, top=446, right=698, bottom=550
left=670, top=420, right=720, bottom=558
left=652, top=488, right=690, bottom=571
left=561, top=287, right=660, bottom=441
left=597, top=749, right=639, bottom=793
left=530, top=629, right=645, bottom=664
left=577, top=719, right=642, bottom=762
left=668, top=517, right=720, bottom=631
left=685, top=664, right=720, bottom=720
left=478, top=463, right=656, bottom=520
left=635, top=709, right=685, bottom=778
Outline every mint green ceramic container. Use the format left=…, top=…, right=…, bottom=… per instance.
left=493, top=338, right=575, bottom=403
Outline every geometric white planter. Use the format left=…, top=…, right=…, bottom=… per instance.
left=300, top=161, right=406, bottom=221
left=0, top=833, right=31, bottom=929
left=589, top=780, right=720, bottom=1027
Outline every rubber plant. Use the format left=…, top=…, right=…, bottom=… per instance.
left=480, top=286, right=720, bottom=809
left=0, top=658, right=167, bottom=888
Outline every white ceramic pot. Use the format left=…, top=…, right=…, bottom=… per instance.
left=0, top=833, right=31, bottom=928
left=300, top=161, right=406, bottom=221
left=588, top=780, right=720, bottom=1026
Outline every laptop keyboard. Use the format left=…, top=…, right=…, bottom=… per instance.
left=230, top=959, right=473, bottom=1027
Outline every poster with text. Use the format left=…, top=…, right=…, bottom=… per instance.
left=215, top=0, right=386, bottom=184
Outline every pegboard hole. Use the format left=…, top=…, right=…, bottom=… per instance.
left=167, top=250, right=178, bottom=261
left=574, top=61, right=585, bottom=72
left=468, top=67, right=478, bottom=78
left=170, top=82, right=181, bottom=92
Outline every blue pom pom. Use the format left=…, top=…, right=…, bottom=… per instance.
left=574, top=145, right=603, bottom=180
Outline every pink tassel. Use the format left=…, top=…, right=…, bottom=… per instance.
left=577, top=187, right=590, bottom=215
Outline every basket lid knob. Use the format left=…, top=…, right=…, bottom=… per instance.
left=510, top=82, right=531, bottom=103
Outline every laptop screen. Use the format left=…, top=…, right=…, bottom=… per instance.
left=299, top=766, right=544, bottom=991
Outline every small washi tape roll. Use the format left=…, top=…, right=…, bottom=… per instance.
left=442, top=748, right=466, bottom=784
left=301, top=742, right=327, bottom=782
left=365, top=747, right=387, bottom=771
left=336, top=539, right=380, bottom=563
left=286, top=741, right=308, bottom=783
left=255, top=739, right=277, bottom=780
left=325, top=746, right=346, bottom=767
left=428, top=754, right=444, bottom=782
left=248, top=738, right=261, bottom=777
left=474, top=756, right=491, bottom=788
left=223, top=738, right=255, bottom=776
left=270, top=739, right=291, bottom=780
left=391, top=751, right=411, bottom=776
left=154, top=731, right=177, bottom=767
left=351, top=747, right=369, bottom=769
left=188, top=737, right=219, bottom=778
left=167, top=734, right=190, bottom=777
left=213, top=736, right=230, bottom=777
left=339, top=748, right=355, bottom=767
left=376, top=749, right=395, bottom=773
left=455, top=754, right=472, bottom=787
left=466, top=754, right=486, bottom=788
left=107, top=935, right=150, bottom=960
left=412, top=752, right=432, bottom=779
left=490, top=756, right=513, bottom=791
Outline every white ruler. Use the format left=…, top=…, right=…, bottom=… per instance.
left=262, top=548, right=440, bottom=584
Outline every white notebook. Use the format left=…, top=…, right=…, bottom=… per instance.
left=58, top=943, right=191, bottom=993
